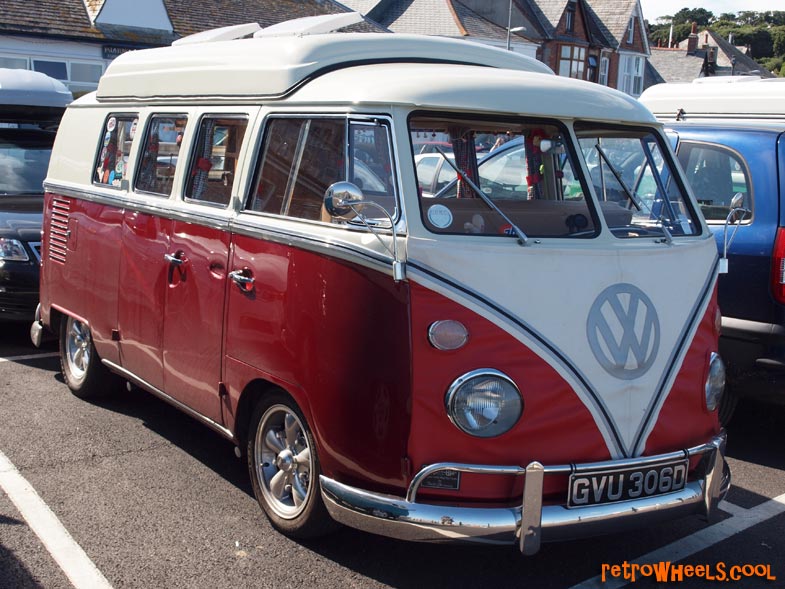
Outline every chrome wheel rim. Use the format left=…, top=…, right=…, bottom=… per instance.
left=65, top=317, right=91, bottom=381
left=255, top=404, right=312, bottom=519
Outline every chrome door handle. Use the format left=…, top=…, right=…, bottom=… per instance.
left=165, top=252, right=186, bottom=265
left=229, top=269, right=255, bottom=291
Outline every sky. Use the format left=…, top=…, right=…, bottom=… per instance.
left=639, top=0, right=785, bottom=22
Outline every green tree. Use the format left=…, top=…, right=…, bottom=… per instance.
left=672, top=8, right=714, bottom=26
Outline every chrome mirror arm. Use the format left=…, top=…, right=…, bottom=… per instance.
left=344, top=199, right=405, bottom=282
left=324, top=181, right=405, bottom=282
left=720, top=205, right=751, bottom=274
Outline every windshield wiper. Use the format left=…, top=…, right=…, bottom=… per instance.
left=594, top=144, right=672, bottom=243
left=434, top=146, right=529, bottom=246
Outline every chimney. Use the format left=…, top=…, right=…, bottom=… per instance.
left=687, top=22, right=698, bottom=55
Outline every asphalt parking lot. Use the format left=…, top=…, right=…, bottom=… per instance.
left=1, top=320, right=784, bottom=589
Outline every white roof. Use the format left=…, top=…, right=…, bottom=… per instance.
left=96, top=32, right=552, bottom=102
left=0, top=68, right=72, bottom=108
left=290, top=63, right=656, bottom=124
left=639, top=78, right=785, bottom=123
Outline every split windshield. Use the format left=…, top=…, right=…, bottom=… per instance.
left=574, top=122, right=700, bottom=239
left=410, top=116, right=700, bottom=240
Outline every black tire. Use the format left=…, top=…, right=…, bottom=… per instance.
left=59, top=315, right=117, bottom=399
left=246, top=391, right=335, bottom=538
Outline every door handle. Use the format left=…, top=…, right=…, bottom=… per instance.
left=165, top=251, right=187, bottom=266
left=229, top=269, right=255, bottom=292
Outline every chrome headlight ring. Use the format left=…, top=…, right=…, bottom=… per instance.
left=445, top=369, right=523, bottom=438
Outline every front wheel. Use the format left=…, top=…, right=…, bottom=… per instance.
left=59, top=315, right=117, bottom=399
left=247, top=392, right=335, bottom=538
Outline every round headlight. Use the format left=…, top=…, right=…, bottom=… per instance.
left=705, top=352, right=726, bottom=411
left=445, top=369, right=522, bottom=438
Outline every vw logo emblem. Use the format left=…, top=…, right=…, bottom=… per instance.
left=586, top=284, right=660, bottom=380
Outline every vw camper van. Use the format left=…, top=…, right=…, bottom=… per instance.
left=33, top=14, right=729, bottom=554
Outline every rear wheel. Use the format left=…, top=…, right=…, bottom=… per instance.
left=59, top=315, right=117, bottom=399
left=247, top=392, right=335, bottom=538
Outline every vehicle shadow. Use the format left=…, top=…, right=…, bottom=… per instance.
left=88, top=384, right=252, bottom=497
left=0, top=515, right=46, bottom=589
left=725, top=398, right=785, bottom=471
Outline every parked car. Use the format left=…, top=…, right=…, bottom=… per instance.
left=640, top=78, right=785, bottom=423
left=0, top=68, right=71, bottom=321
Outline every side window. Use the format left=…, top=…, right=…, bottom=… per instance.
left=135, top=114, right=187, bottom=197
left=677, top=142, right=751, bottom=222
left=93, top=114, right=137, bottom=187
left=248, top=116, right=397, bottom=223
left=248, top=118, right=344, bottom=220
left=185, top=116, right=248, bottom=207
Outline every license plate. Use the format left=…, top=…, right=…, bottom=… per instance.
left=568, top=459, right=688, bottom=507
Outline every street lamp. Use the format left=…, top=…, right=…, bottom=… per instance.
left=507, top=26, right=525, bottom=51
left=506, top=0, right=525, bottom=51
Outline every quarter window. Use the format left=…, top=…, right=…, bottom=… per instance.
left=185, top=116, right=248, bottom=207
left=93, top=114, right=138, bottom=187
left=135, top=115, right=187, bottom=197
left=676, top=142, right=751, bottom=222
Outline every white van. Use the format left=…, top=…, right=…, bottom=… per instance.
left=35, top=15, right=729, bottom=554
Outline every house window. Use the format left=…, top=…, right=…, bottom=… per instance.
left=33, top=60, right=68, bottom=81
left=28, top=58, right=104, bottom=95
left=0, top=55, right=28, bottom=69
left=599, top=56, right=609, bottom=85
left=566, top=2, right=576, bottom=33
left=587, top=55, right=598, bottom=82
left=627, top=18, right=635, bottom=44
left=558, top=45, right=586, bottom=79
left=619, top=54, right=644, bottom=96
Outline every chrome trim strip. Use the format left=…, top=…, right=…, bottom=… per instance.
left=319, top=433, right=729, bottom=554
left=45, top=184, right=233, bottom=232
left=101, top=359, right=235, bottom=442
left=44, top=185, right=401, bottom=278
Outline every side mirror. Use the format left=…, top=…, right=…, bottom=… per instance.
left=720, top=193, right=751, bottom=274
left=324, top=181, right=364, bottom=219
left=323, top=181, right=405, bottom=282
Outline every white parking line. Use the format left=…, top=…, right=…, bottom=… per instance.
left=0, top=450, right=113, bottom=589
left=0, top=352, right=59, bottom=363
left=570, top=495, right=785, bottom=589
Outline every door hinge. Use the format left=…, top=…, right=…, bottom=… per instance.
left=111, top=329, right=121, bottom=341
left=219, top=382, right=228, bottom=398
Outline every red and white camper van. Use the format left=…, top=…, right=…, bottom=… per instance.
left=33, top=14, right=730, bottom=554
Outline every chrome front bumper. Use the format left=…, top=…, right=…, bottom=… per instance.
left=320, top=433, right=730, bottom=555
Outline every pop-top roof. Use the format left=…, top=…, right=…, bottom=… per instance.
left=96, top=15, right=553, bottom=102
left=640, top=78, right=785, bottom=123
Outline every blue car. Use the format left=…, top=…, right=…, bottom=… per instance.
left=641, top=79, right=785, bottom=423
